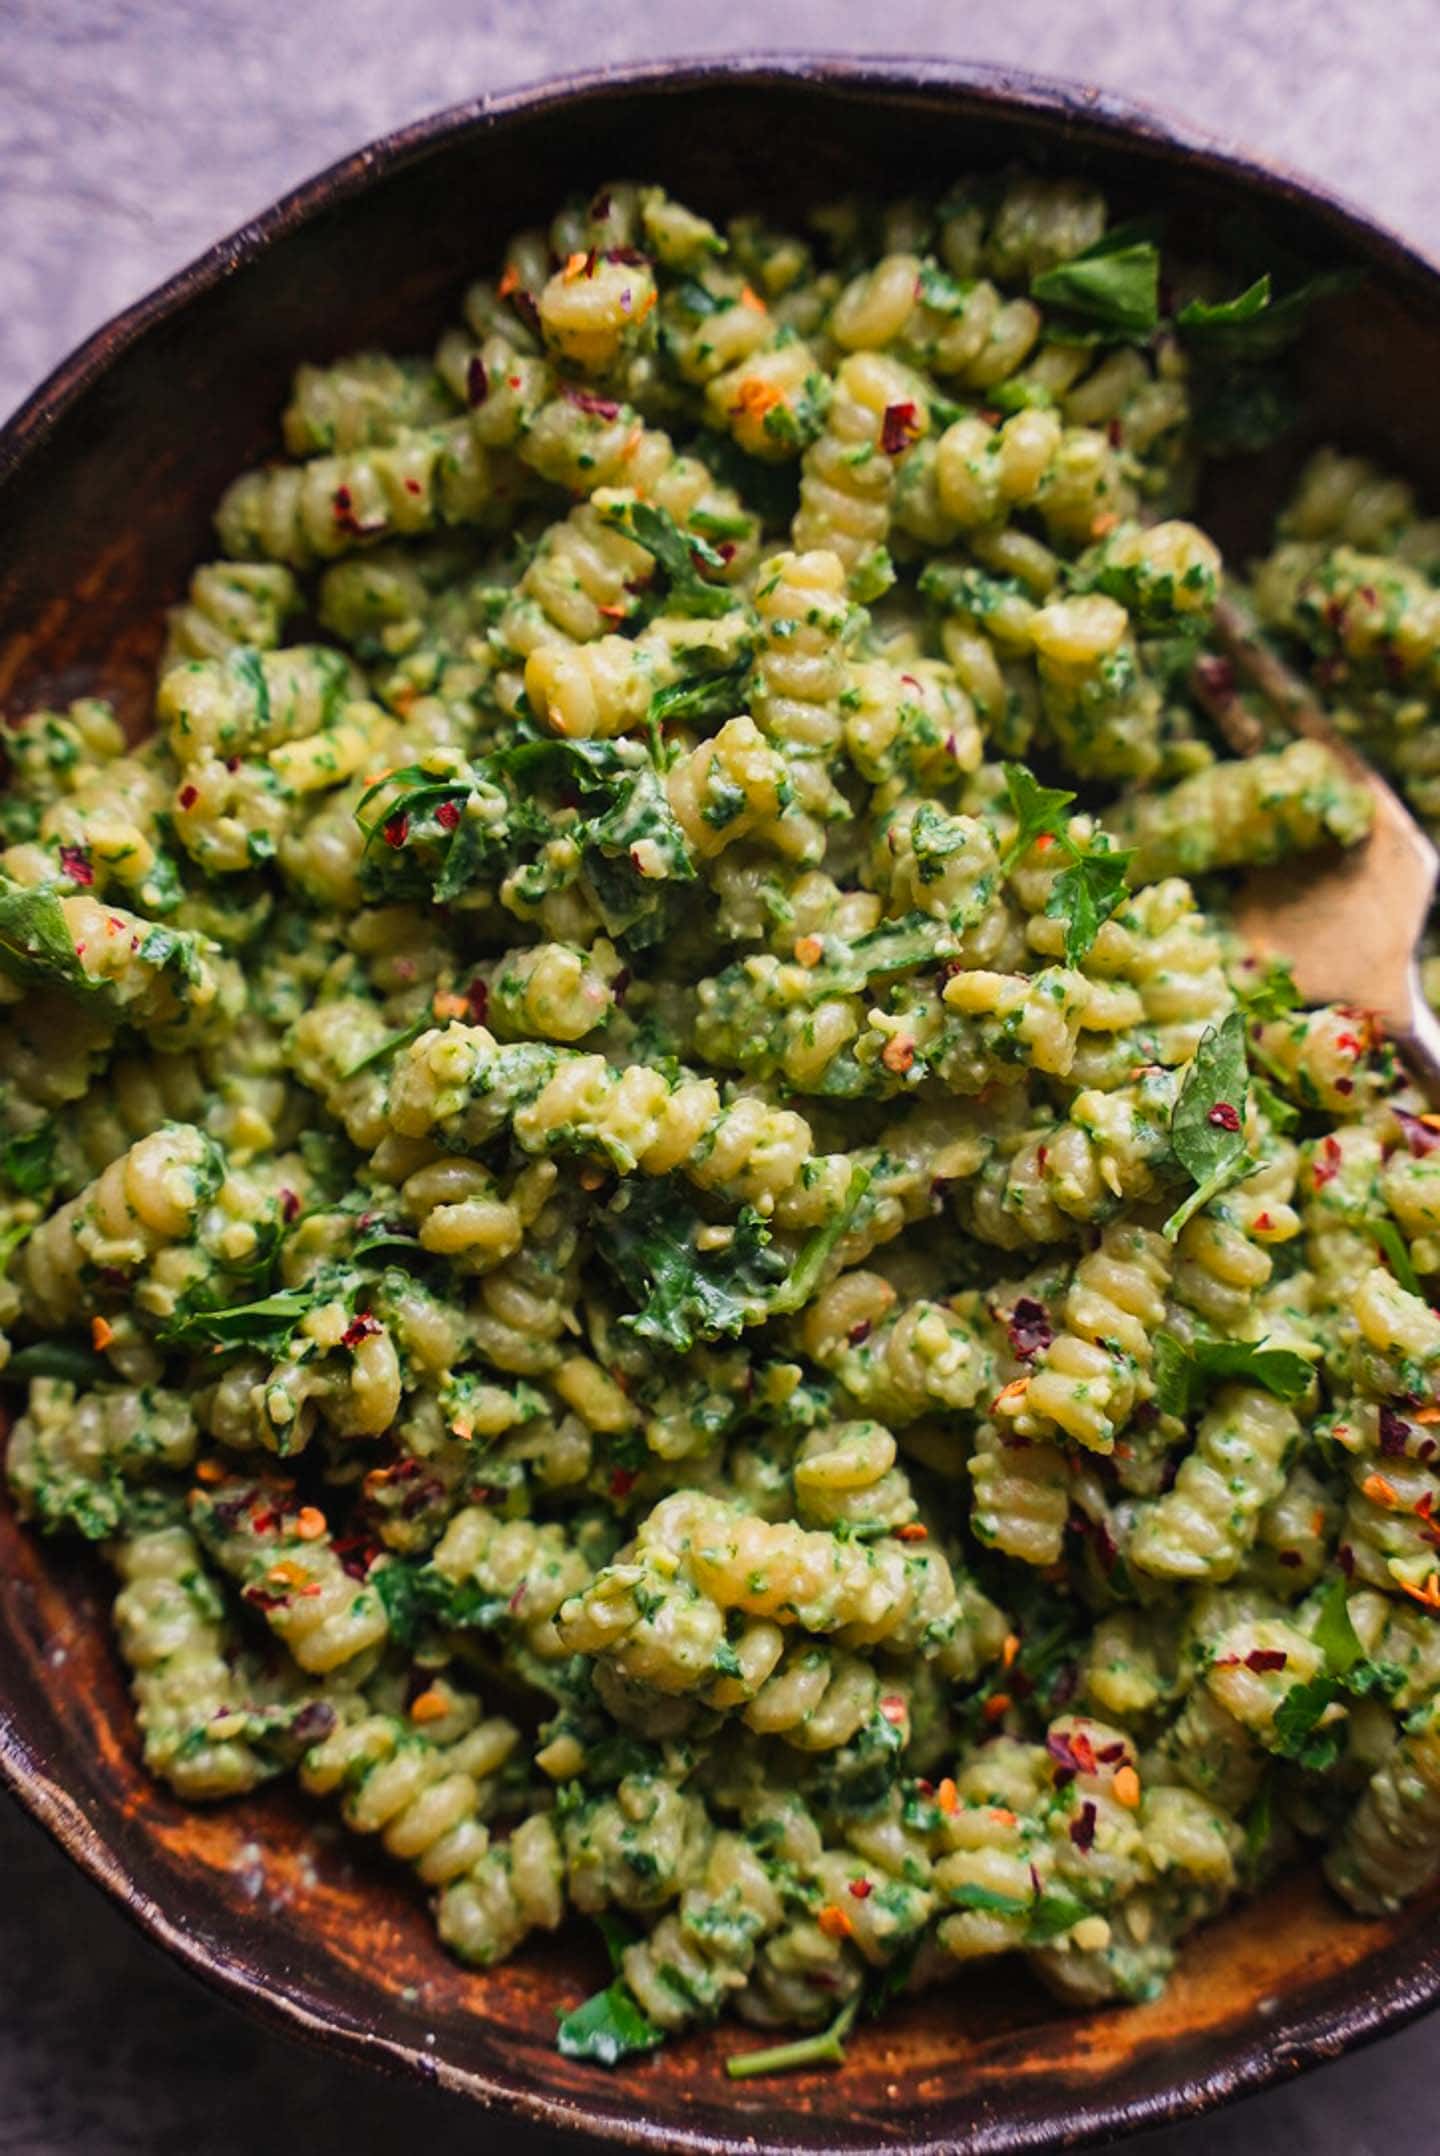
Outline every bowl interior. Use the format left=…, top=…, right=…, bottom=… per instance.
left=3, top=60, right=1440, bottom=2155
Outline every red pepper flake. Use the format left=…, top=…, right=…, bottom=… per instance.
left=1007, top=1297, right=1053, bottom=1361
left=403, top=478, right=422, bottom=496
left=1047, top=1728, right=1098, bottom=1784
left=1335, top=1032, right=1364, bottom=1057
left=1106, top=418, right=1124, bottom=447
left=1193, top=655, right=1236, bottom=701
left=467, top=976, right=489, bottom=1024
left=280, top=1188, right=300, bottom=1223
left=1068, top=1800, right=1097, bottom=1853
left=435, top=798, right=461, bottom=831
left=382, top=811, right=409, bottom=849
left=242, top=1586, right=287, bottom=1613
left=1096, top=1741, right=1127, bottom=1765
left=1208, top=1101, right=1241, bottom=1132
left=342, top=1310, right=382, bottom=1349
left=1335, top=1077, right=1355, bottom=1096
left=1380, top=1405, right=1413, bottom=1455
left=606, top=245, right=646, bottom=267
left=1255, top=1212, right=1274, bottom=1232
left=1244, top=1648, right=1288, bottom=1672
left=1394, top=1108, right=1440, bottom=1157
left=56, top=842, right=94, bottom=886
left=609, top=1465, right=638, bottom=1499
left=612, top=968, right=630, bottom=1008
left=879, top=1695, right=907, bottom=1727
left=1313, top=1134, right=1343, bottom=1187
left=508, top=1581, right=527, bottom=1612
left=561, top=383, right=622, bottom=420
left=1337, top=1542, right=1355, bottom=1577
left=894, top=1522, right=929, bottom=1542
left=466, top=354, right=489, bottom=406
left=511, top=288, right=542, bottom=341
left=847, top=1318, right=873, bottom=1347
left=880, top=401, right=921, bottom=456
left=1035, top=1145, right=1049, bottom=1172
left=848, top=1877, right=874, bottom=1900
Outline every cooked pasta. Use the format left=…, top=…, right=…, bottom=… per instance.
left=5, top=164, right=1438, bottom=2076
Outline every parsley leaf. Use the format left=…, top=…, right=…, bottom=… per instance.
left=1162, top=1012, right=1256, bottom=1241
left=1151, top=1328, right=1313, bottom=1419
left=1177, top=269, right=1359, bottom=357
left=1312, top=1576, right=1365, bottom=1679
left=1031, top=224, right=1161, bottom=340
left=1046, top=844, right=1131, bottom=965
left=1000, top=763, right=1076, bottom=867
left=595, top=497, right=736, bottom=618
left=916, top=259, right=974, bottom=315
left=726, top=1995, right=858, bottom=2080
left=1271, top=1674, right=1343, bottom=1770
left=999, top=764, right=1132, bottom=962
left=0, top=879, right=93, bottom=994
left=160, top=1287, right=317, bottom=1353
left=556, top=1980, right=664, bottom=2066
left=1232, top=957, right=1301, bottom=1024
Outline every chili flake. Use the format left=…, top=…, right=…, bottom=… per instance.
left=880, top=401, right=921, bottom=455
left=342, top=1310, right=383, bottom=1349
left=1207, top=1101, right=1242, bottom=1132
left=410, top=1688, right=450, bottom=1724
left=382, top=811, right=409, bottom=849
left=59, top=843, right=94, bottom=884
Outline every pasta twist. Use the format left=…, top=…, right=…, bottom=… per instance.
left=21, top=1124, right=224, bottom=1328
left=189, top=1476, right=390, bottom=1673
left=996, top=1223, right=1170, bottom=1453
left=792, top=350, right=931, bottom=595
left=1326, top=1700, right=1440, bottom=1915
left=1128, top=1387, right=1301, bottom=1581
left=7, top=1378, right=195, bottom=1539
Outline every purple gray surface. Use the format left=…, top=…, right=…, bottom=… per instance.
left=0, top=2, right=1436, bottom=2149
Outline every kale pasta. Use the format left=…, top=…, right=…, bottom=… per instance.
left=6, top=165, right=1440, bottom=2080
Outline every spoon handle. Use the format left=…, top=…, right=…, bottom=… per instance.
left=1396, top=964, right=1440, bottom=1109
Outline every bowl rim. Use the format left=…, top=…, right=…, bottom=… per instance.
left=4, top=49, right=1440, bottom=2154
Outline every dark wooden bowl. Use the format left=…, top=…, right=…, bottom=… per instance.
left=4, top=55, right=1440, bottom=2154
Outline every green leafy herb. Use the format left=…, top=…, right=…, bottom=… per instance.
left=999, top=764, right=1132, bottom=962
left=342, top=1012, right=430, bottom=1078
left=650, top=659, right=751, bottom=729
left=1031, top=224, right=1161, bottom=340
left=160, top=1287, right=316, bottom=1353
left=1176, top=268, right=1359, bottom=357
left=1176, top=274, right=1272, bottom=333
left=1162, top=1011, right=1256, bottom=1241
left=726, top=1994, right=859, bottom=2080
left=594, top=1180, right=788, bottom=1352
left=596, top=498, right=735, bottom=618
left=1368, top=1217, right=1421, bottom=1299
left=767, top=1165, right=872, bottom=1317
left=944, top=1883, right=1028, bottom=1917
left=556, top=1980, right=664, bottom=2067
left=1026, top=1891, right=1091, bottom=1944
left=916, top=259, right=974, bottom=315
left=1241, top=1770, right=1275, bottom=1884
left=1271, top=1674, right=1343, bottom=1771
left=1251, top=1075, right=1299, bottom=1136
left=0, top=880, right=92, bottom=994
left=1312, top=1576, right=1365, bottom=1680
left=373, top=1559, right=508, bottom=1651
left=1232, top=958, right=1301, bottom=1025
left=1151, top=1328, right=1313, bottom=1418
left=1047, top=845, right=1132, bottom=965
left=1, top=1340, right=112, bottom=1387
left=0, top=1125, right=56, bottom=1197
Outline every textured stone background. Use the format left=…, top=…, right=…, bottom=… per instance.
left=2, top=1, right=1438, bottom=2149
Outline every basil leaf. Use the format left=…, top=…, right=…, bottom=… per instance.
left=556, top=1979, right=664, bottom=2066
left=1162, top=1012, right=1256, bottom=1241
left=1178, top=268, right=1359, bottom=357
left=1031, top=227, right=1161, bottom=339
left=1151, top=1328, right=1313, bottom=1419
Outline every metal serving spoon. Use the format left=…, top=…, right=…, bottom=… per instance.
left=1191, top=592, right=1440, bottom=1104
